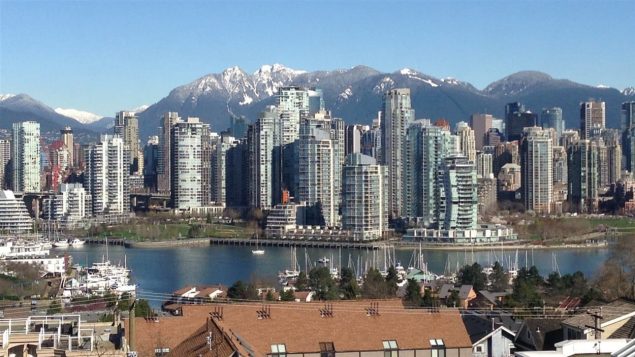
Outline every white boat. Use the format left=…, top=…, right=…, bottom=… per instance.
left=252, top=249, right=265, bottom=255
left=52, top=240, right=69, bottom=248
left=69, top=238, right=85, bottom=246
left=317, top=256, right=330, bottom=264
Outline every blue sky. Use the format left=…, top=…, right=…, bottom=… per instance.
left=1, top=0, right=633, bottom=116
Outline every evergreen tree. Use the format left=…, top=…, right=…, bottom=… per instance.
left=458, top=262, right=487, bottom=291
left=404, top=279, right=422, bottom=306
left=362, top=268, right=389, bottom=299
left=339, top=267, right=360, bottom=299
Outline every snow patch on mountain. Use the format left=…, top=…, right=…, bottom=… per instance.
left=339, top=87, right=353, bottom=100
left=373, top=77, right=395, bottom=94
left=622, top=87, right=635, bottom=96
left=0, top=94, right=16, bottom=101
left=597, top=84, right=610, bottom=89
left=131, top=105, right=149, bottom=114
left=54, top=107, right=103, bottom=124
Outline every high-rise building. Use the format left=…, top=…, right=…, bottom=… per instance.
left=568, top=139, right=599, bottom=212
left=404, top=120, right=453, bottom=222
left=498, top=163, right=522, bottom=195
left=171, top=118, right=211, bottom=210
left=157, top=112, right=180, bottom=193
left=493, top=141, right=519, bottom=176
left=505, top=102, right=537, bottom=141
left=456, top=121, right=476, bottom=162
left=143, top=136, right=159, bottom=191
left=361, top=125, right=381, bottom=161
left=485, top=128, right=504, bottom=147
left=114, top=111, right=142, bottom=174
left=470, top=114, right=493, bottom=150
left=42, top=183, right=89, bottom=226
left=276, top=86, right=310, bottom=145
left=211, top=134, right=239, bottom=206
left=12, top=121, right=41, bottom=193
left=297, top=111, right=344, bottom=226
left=0, top=140, right=10, bottom=189
left=229, top=115, right=247, bottom=139
left=621, top=102, right=635, bottom=171
left=225, top=140, right=248, bottom=208
left=248, top=106, right=278, bottom=209
left=476, top=151, right=493, bottom=179
left=308, top=88, right=325, bottom=115
left=345, top=124, right=364, bottom=157
left=477, top=177, right=497, bottom=214
left=437, top=155, right=478, bottom=230
left=541, top=107, right=564, bottom=143
left=84, top=135, right=130, bottom=216
left=552, top=146, right=568, bottom=204
left=60, top=126, right=74, bottom=169
left=521, top=127, right=553, bottom=214
left=580, top=100, right=605, bottom=139
left=380, top=88, right=415, bottom=217
left=341, top=153, right=387, bottom=241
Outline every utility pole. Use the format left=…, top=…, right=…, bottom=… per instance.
left=585, top=307, right=604, bottom=339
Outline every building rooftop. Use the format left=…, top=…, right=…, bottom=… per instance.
left=562, top=299, right=635, bottom=330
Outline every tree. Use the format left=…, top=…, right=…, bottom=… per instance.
left=404, top=279, right=421, bottom=306
left=265, top=290, right=275, bottom=301
left=295, top=272, right=309, bottom=291
left=385, top=266, right=398, bottom=296
left=489, top=262, right=509, bottom=291
left=280, top=289, right=295, bottom=301
left=227, top=280, right=258, bottom=300
left=458, top=263, right=487, bottom=291
left=309, top=267, right=338, bottom=300
left=362, top=268, right=389, bottom=299
left=339, top=267, right=360, bottom=300
left=446, top=290, right=460, bottom=308
left=421, top=288, right=436, bottom=308
left=135, top=299, right=153, bottom=317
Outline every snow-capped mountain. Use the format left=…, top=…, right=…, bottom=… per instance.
left=624, top=87, right=635, bottom=96
left=0, top=93, right=90, bottom=132
left=54, top=107, right=103, bottom=124
left=0, top=94, right=16, bottom=101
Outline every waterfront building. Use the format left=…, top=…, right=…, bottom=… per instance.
left=470, top=113, right=493, bottom=150
left=171, top=117, right=211, bottom=210
left=568, top=139, right=599, bottom=212
left=143, top=136, right=159, bottom=191
left=11, top=121, right=40, bottom=193
left=157, top=112, right=180, bottom=194
left=476, top=151, right=493, bottom=179
left=621, top=102, right=635, bottom=171
left=248, top=106, right=278, bottom=209
left=84, top=135, right=130, bottom=216
left=380, top=88, right=415, bottom=217
left=341, top=153, right=388, bottom=241
left=404, top=223, right=517, bottom=244
left=541, top=107, right=564, bottom=143
left=297, top=111, right=344, bottom=226
left=456, top=121, right=476, bottom=162
left=0, top=139, right=9, bottom=189
left=437, top=155, right=478, bottom=230
left=60, top=126, right=74, bottom=169
left=0, top=190, right=33, bottom=233
left=521, top=127, right=553, bottom=214
left=42, top=183, right=89, bottom=227
left=114, top=111, right=142, bottom=174
left=265, top=202, right=307, bottom=238
left=505, top=102, right=537, bottom=142
left=580, top=100, right=605, bottom=139
left=404, top=120, right=453, bottom=222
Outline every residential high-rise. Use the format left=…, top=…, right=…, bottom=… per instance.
left=470, top=114, right=493, bottom=150
left=521, top=127, right=553, bottom=214
left=297, top=111, right=344, bottom=226
left=276, top=86, right=310, bottom=145
left=498, top=163, right=522, bottom=195
left=456, top=121, right=476, bottom=162
left=568, top=139, right=599, bottom=212
left=42, top=183, right=89, bottom=227
left=226, top=140, right=248, bottom=208
left=114, top=111, right=142, bottom=174
left=341, top=153, right=387, bottom=241
left=248, top=106, right=278, bottom=209
left=541, top=107, right=564, bottom=143
left=211, top=134, right=239, bottom=206
left=437, top=155, right=478, bottom=230
left=552, top=146, right=568, bottom=204
left=0, top=140, right=10, bottom=189
left=580, top=100, right=605, bottom=139
left=476, top=151, right=493, bottom=179
left=171, top=117, right=211, bottom=210
left=143, top=136, right=159, bottom=191
left=380, top=88, right=415, bottom=217
left=345, top=124, right=364, bottom=157
left=84, top=135, right=130, bottom=216
left=404, top=120, right=453, bottom=222
left=229, top=115, right=247, bottom=139
left=621, top=102, right=635, bottom=171
left=308, top=88, right=325, bottom=115
left=493, top=141, right=519, bottom=176
left=157, top=112, right=180, bottom=193
left=477, top=177, right=497, bottom=214
left=361, top=124, right=381, bottom=161
left=60, top=126, right=74, bottom=169
left=12, top=121, right=41, bottom=193
left=505, top=102, right=537, bottom=141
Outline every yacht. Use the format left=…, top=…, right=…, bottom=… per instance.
left=52, top=240, right=69, bottom=248
left=317, top=256, right=330, bottom=264
left=69, top=238, right=85, bottom=246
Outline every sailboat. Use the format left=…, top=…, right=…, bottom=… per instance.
left=251, top=232, right=265, bottom=255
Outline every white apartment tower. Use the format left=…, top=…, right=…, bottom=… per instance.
left=12, top=121, right=41, bottom=193
left=248, top=106, right=279, bottom=209
left=521, top=127, right=553, bottom=214
left=171, top=118, right=211, bottom=210
left=456, top=121, right=477, bottom=163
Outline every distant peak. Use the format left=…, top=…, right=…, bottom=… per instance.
left=0, top=94, right=16, bottom=101
left=55, top=107, right=103, bottom=124
left=399, top=68, right=416, bottom=75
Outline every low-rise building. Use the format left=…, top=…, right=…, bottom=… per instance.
left=0, top=190, right=33, bottom=233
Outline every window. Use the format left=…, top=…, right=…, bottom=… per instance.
left=320, top=342, right=335, bottom=357
left=430, top=339, right=445, bottom=357
left=271, top=344, right=287, bottom=357
left=383, top=340, right=398, bottom=357
left=475, top=345, right=483, bottom=353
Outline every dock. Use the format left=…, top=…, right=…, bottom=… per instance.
left=208, top=237, right=384, bottom=250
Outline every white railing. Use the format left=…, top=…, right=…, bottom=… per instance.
left=2, top=329, right=8, bottom=347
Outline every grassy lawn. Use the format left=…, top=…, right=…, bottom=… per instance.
left=587, top=217, right=635, bottom=230
left=85, top=222, right=251, bottom=241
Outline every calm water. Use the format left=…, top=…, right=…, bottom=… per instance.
left=54, top=244, right=610, bottom=307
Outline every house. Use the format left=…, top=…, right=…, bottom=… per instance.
left=162, top=284, right=226, bottom=313
left=439, top=284, right=477, bottom=308
left=463, top=313, right=516, bottom=357
left=561, top=299, right=635, bottom=340
left=473, top=290, right=511, bottom=309
left=514, top=338, right=633, bottom=357
left=127, top=300, right=473, bottom=357
left=555, top=296, right=582, bottom=313
left=514, top=318, right=565, bottom=352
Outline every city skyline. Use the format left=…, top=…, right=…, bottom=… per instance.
left=1, top=0, right=634, bottom=116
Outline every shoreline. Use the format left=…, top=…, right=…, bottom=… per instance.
left=86, top=237, right=611, bottom=251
